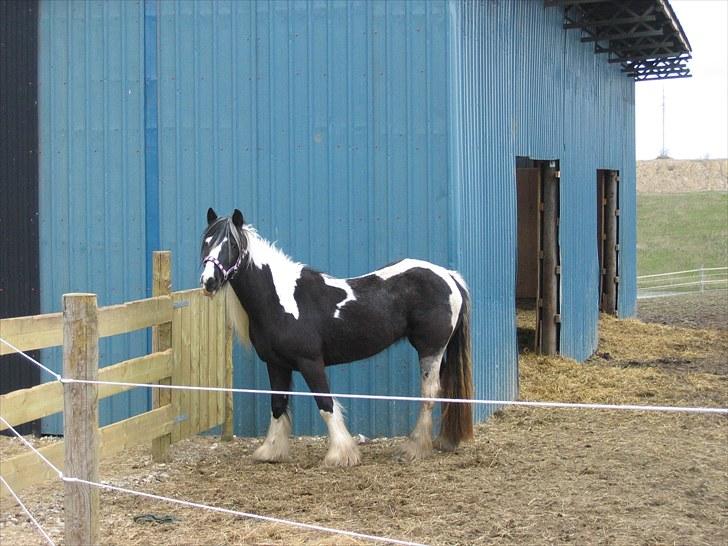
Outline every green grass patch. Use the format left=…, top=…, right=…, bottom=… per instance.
left=637, top=191, right=728, bottom=276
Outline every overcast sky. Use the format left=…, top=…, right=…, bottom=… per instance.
left=635, top=0, right=728, bottom=160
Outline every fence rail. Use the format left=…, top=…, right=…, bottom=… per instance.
left=0, top=251, right=233, bottom=513
left=637, top=266, right=728, bottom=299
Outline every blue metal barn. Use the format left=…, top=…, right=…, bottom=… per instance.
left=26, top=0, right=690, bottom=436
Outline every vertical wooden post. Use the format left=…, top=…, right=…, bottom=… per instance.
left=603, top=171, right=618, bottom=315
left=63, top=293, right=99, bottom=546
left=222, top=314, right=234, bottom=441
left=540, top=163, right=560, bottom=355
left=152, top=251, right=173, bottom=461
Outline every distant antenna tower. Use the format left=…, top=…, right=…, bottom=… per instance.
left=658, top=87, right=669, bottom=159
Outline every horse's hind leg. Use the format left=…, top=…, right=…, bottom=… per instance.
left=400, top=348, right=446, bottom=461
left=298, top=358, right=361, bottom=467
left=253, top=363, right=292, bottom=463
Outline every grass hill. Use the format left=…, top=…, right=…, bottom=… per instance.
left=636, top=159, right=727, bottom=276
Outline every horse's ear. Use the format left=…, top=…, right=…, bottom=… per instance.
left=232, top=209, right=245, bottom=228
left=207, top=208, right=218, bottom=225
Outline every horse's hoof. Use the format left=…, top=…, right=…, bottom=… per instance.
left=323, top=444, right=361, bottom=467
left=252, top=443, right=290, bottom=463
left=432, top=435, right=457, bottom=452
left=397, top=439, right=432, bottom=462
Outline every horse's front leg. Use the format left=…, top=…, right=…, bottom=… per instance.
left=253, top=363, right=293, bottom=463
left=298, top=358, right=360, bottom=467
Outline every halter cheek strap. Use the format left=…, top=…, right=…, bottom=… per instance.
left=203, top=253, right=243, bottom=282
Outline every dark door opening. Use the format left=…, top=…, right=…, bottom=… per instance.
left=597, top=169, right=620, bottom=315
left=515, top=157, right=561, bottom=355
left=0, top=0, right=41, bottom=436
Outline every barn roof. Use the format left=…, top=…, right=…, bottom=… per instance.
left=546, top=0, right=692, bottom=81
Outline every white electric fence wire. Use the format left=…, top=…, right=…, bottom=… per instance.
left=0, top=337, right=61, bottom=381
left=62, top=477, right=426, bottom=546
left=2, top=338, right=727, bottom=546
left=0, top=415, right=424, bottom=546
left=0, top=476, right=57, bottom=546
left=0, top=417, right=63, bottom=478
left=2, top=335, right=727, bottom=416
left=58, top=377, right=728, bottom=415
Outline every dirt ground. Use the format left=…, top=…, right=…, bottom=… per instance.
left=1, top=296, right=726, bottom=545
left=638, top=292, right=728, bottom=333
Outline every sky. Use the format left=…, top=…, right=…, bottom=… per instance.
left=635, top=0, right=728, bottom=160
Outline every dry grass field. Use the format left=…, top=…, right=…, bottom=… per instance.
left=637, top=158, right=727, bottom=193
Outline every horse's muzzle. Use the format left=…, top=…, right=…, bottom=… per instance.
left=202, top=277, right=219, bottom=297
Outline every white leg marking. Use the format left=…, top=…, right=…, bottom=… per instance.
left=223, top=283, right=251, bottom=347
left=401, top=350, right=445, bottom=461
left=245, top=228, right=304, bottom=319
left=253, top=412, right=292, bottom=463
left=319, top=400, right=361, bottom=467
left=322, top=276, right=357, bottom=319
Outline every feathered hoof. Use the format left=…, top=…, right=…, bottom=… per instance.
left=432, top=435, right=458, bottom=452
left=397, top=438, right=432, bottom=462
left=252, top=443, right=290, bottom=463
left=323, top=442, right=361, bottom=467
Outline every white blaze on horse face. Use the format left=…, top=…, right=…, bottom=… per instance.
left=322, top=276, right=357, bottom=319
left=372, top=259, right=463, bottom=331
left=201, top=237, right=228, bottom=286
left=245, top=229, right=304, bottom=319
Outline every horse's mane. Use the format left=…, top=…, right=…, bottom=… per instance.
left=202, top=217, right=306, bottom=275
left=243, top=225, right=305, bottom=272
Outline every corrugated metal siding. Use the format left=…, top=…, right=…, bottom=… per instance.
left=37, top=0, right=148, bottom=433
left=156, top=0, right=453, bottom=437
left=451, top=0, right=636, bottom=366
left=448, top=1, right=520, bottom=421
left=35, top=0, right=637, bottom=437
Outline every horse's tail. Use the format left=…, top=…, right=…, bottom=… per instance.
left=438, top=277, right=474, bottom=450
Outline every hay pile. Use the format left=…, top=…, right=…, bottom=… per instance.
left=519, top=314, right=727, bottom=407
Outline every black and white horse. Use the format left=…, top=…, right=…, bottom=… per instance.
left=200, top=208, right=473, bottom=466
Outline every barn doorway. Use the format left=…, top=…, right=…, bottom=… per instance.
left=515, top=157, right=561, bottom=355
left=597, top=169, right=620, bottom=315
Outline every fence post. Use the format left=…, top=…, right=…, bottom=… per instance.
left=152, top=251, right=173, bottom=462
left=63, top=293, right=99, bottom=546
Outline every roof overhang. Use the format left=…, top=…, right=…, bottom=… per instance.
left=545, top=0, right=692, bottom=81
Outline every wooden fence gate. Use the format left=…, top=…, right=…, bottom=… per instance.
left=0, top=251, right=233, bottom=511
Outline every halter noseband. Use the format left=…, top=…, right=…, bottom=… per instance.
left=203, top=252, right=243, bottom=283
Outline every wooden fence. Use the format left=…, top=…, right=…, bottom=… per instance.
left=0, top=251, right=233, bottom=517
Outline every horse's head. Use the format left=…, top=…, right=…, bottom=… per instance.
left=200, top=208, right=247, bottom=296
